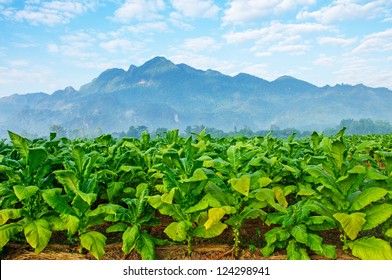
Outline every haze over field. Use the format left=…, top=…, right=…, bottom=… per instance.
left=1, top=56, right=391, bottom=138
left=0, top=0, right=392, bottom=98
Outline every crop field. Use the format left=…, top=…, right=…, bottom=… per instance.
left=0, top=129, right=391, bottom=260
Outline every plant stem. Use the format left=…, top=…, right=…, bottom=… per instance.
left=233, top=227, right=240, bottom=258
left=187, top=235, right=192, bottom=256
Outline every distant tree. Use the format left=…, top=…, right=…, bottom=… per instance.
left=50, top=125, right=67, bottom=138
left=154, top=127, right=168, bottom=137
left=126, top=125, right=148, bottom=138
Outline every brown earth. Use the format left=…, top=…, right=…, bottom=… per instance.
left=1, top=219, right=358, bottom=260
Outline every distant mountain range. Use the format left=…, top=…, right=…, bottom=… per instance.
left=1, top=56, right=391, bottom=137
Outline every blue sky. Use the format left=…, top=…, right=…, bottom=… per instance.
left=0, top=0, right=391, bottom=97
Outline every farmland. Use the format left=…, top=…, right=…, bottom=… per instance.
left=0, top=129, right=391, bottom=260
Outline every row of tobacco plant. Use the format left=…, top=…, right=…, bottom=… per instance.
left=0, top=129, right=391, bottom=259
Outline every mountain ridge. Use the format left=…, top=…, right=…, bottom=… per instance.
left=1, top=56, right=391, bottom=138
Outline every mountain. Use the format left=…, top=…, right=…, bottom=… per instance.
left=1, top=56, right=391, bottom=138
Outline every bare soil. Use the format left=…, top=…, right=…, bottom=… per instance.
left=0, top=219, right=358, bottom=260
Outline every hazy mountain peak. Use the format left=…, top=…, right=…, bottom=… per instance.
left=1, top=56, right=391, bottom=138
left=97, top=68, right=126, bottom=81
left=274, top=75, right=300, bottom=82
left=139, top=56, right=177, bottom=72
left=52, top=86, right=77, bottom=97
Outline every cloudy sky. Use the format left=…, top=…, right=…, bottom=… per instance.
left=0, top=0, right=391, bottom=97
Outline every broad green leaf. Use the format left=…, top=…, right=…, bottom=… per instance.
left=61, top=214, right=80, bottom=235
left=385, top=229, right=392, bottom=238
left=362, top=204, right=392, bottom=230
left=122, top=225, right=140, bottom=254
left=54, top=170, right=79, bottom=194
left=136, top=183, right=149, bottom=198
left=264, top=227, right=290, bottom=245
left=148, top=195, right=163, bottom=209
left=307, top=233, right=336, bottom=259
left=107, top=182, right=124, bottom=202
left=193, top=221, right=227, bottom=238
left=205, top=182, right=233, bottom=206
left=260, top=244, right=275, bottom=257
left=348, top=165, right=367, bottom=174
left=297, top=188, right=316, bottom=196
left=0, top=223, right=23, bottom=249
left=161, top=188, right=176, bottom=204
left=239, top=205, right=267, bottom=221
left=273, top=187, right=288, bottom=207
left=13, top=185, right=39, bottom=201
left=349, top=237, right=392, bottom=260
left=255, top=188, right=286, bottom=212
left=186, top=193, right=222, bottom=214
left=119, top=165, right=132, bottom=172
left=185, top=201, right=209, bottom=214
left=333, top=212, right=366, bottom=240
left=290, top=225, right=308, bottom=244
left=136, top=231, right=156, bottom=260
left=88, top=203, right=122, bottom=217
left=80, top=231, right=107, bottom=259
left=282, top=164, right=299, bottom=174
left=331, top=139, right=346, bottom=170
left=230, top=175, right=250, bottom=196
left=0, top=209, right=23, bottom=226
left=24, top=219, right=52, bottom=253
left=366, top=167, right=388, bottom=180
left=45, top=216, right=66, bottom=231
left=305, top=216, right=336, bottom=231
left=42, top=188, right=76, bottom=216
left=287, top=240, right=310, bottom=260
left=349, top=187, right=388, bottom=211
left=258, top=177, right=272, bottom=187
left=310, top=131, right=320, bottom=149
left=72, top=145, right=85, bottom=177
left=204, top=208, right=226, bottom=230
left=27, top=147, right=47, bottom=173
left=76, top=190, right=97, bottom=206
left=185, top=168, right=208, bottom=182
left=304, top=165, right=339, bottom=190
left=164, top=221, right=191, bottom=242
left=71, top=195, right=90, bottom=216
left=8, top=131, right=29, bottom=160
left=106, top=223, right=128, bottom=233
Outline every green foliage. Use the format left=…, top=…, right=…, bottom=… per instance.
left=1, top=129, right=391, bottom=260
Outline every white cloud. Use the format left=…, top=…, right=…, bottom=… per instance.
left=180, top=36, right=219, bottom=52
left=255, top=51, right=272, bottom=57
left=168, top=11, right=194, bottom=29
left=222, top=0, right=316, bottom=25
left=223, top=29, right=262, bottom=44
left=0, top=65, right=60, bottom=95
left=314, top=54, right=335, bottom=67
left=297, top=1, right=387, bottom=23
left=275, top=0, right=316, bottom=13
left=352, top=28, right=392, bottom=53
left=2, top=0, right=98, bottom=25
left=268, top=43, right=311, bottom=55
left=123, top=21, right=169, bottom=33
left=170, top=0, right=220, bottom=18
left=318, top=36, right=357, bottom=47
left=99, top=39, right=135, bottom=53
left=8, top=59, right=30, bottom=67
left=112, top=0, right=165, bottom=22
left=225, top=21, right=332, bottom=56
left=332, top=56, right=392, bottom=88
left=225, top=21, right=332, bottom=45
left=47, top=31, right=99, bottom=59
